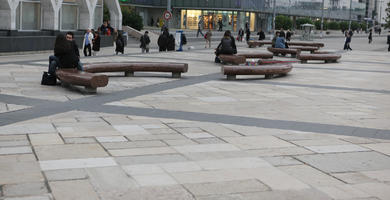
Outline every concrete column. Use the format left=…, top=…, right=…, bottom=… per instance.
left=77, top=0, right=97, bottom=29
left=41, top=0, right=63, bottom=30
left=0, top=0, right=20, bottom=30
left=104, top=0, right=122, bottom=30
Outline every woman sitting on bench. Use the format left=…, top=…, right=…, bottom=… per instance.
left=48, top=34, right=83, bottom=76
left=215, top=30, right=237, bottom=63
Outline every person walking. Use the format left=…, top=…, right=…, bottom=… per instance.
left=245, top=27, right=251, bottom=42
left=387, top=31, right=390, bottom=52
left=368, top=29, right=373, bottom=44
left=82, top=29, right=93, bottom=57
left=92, top=31, right=101, bottom=56
left=286, top=29, right=292, bottom=41
left=343, top=33, right=352, bottom=51
left=140, top=31, right=151, bottom=53
left=238, top=28, right=244, bottom=42
left=197, top=19, right=204, bottom=37
left=257, top=28, right=265, bottom=40
left=218, top=19, right=223, bottom=31
left=205, top=29, right=212, bottom=48
left=158, top=29, right=169, bottom=52
left=115, top=33, right=125, bottom=55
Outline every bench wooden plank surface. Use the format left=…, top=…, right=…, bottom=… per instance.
left=237, top=53, right=273, bottom=59
left=297, top=54, right=342, bottom=63
left=290, top=46, right=319, bottom=53
left=222, top=63, right=293, bottom=80
left=287, top=42, right=324, bottom=47
left=247, top=41, right=272, bottom=48
left=83, top=62, right=188, bottom=78
left=219, top=55, right=246, bottom=65
left=56, top=69, right=109, bottom=93
left=267, top=47, right=301, bottom=58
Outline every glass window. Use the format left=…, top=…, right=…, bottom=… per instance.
left=186, top=10, right=201, bottom=30
left=61, top=4, right=78, bottom=30
left=250, top=13, right=255, bottom=31
left=21, top=2, right=41, bottom=30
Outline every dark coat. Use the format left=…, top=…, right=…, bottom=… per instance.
left=158, top=33, right=169, bottom=51
left=55, top=41, right=79, bottom=68
left=387, top=35, right=390, bottom=44
left=257, top=31, right=265, bottom=40
left=115, top=36, right=124, bottom=53
left=140, top=34, right=151, bottom=48
left=286, top=31, right=292, bottom=41
left=279, top=31, right=285, bottom=38
left=217, top=36, right=237, bottom=55
left=92, top=35, right=101, bottom=51
left=167, top=34, right=175, bottom=51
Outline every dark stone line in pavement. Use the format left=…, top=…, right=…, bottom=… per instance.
left=85, top=105, right=390, bottom=140
left=0, top=73, right=221, bottom=126
left=0, top=94, right=57, bottom=106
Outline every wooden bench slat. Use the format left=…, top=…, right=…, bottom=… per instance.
left=218, top=55, right=246, bottom=65
left=222, top=64, right=293, bottom=80
left=56, top=69, right=109, bottom=92
left=84, top=62, right=188, bottom=74
left=267, top=47, right=301, bottom=58
left=237, top=53, right=273, bottom=59
left=297, top=54, right=342, bottom=63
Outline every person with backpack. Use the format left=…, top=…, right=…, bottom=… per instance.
left=167, top=34, right=175, bottom=51
left=140, top=31, right=151, bottom=53
left=158, top=29, right=169, bottom=52
left=205, top=29, right=212, bottom=48
left=215, top=30, right=237, bottom=63
left=115, top=33, right=125, bottom=55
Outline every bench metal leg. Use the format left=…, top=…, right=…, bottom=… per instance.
left=125, top=71, right=134, bottom=77
left=227, top=75, right=236, bottom=80
left=172, top=72, right=181, bottom=78
left=301, top=60, right=307, bottom=64
left=265, top=74, right=273, bottom=79
left=84, top=86, right=97, bottom=93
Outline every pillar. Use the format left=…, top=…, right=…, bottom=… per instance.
left=41, top=0, right=63, bottom=30
left=0, top=0, right=20, bottom=30
left=77, top=0, right=97, bottom=29
left=104, top=0, right=122, bottom=30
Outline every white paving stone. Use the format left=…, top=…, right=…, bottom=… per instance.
left=39, top=157, right=117, bottom=171
left=29, top=133, right=64, bottom=146
left=122, top=164, right=165, bottom=175
left=0, top=146, right=32, bottom=155
left=113, top=125, right=150, bottom=135
left=132, top=173, right=178, bottom=186
left=173, top=143, right=240, bottom=153
left=305, top=144, right=370, bottom=153
left=109, top=147, right=177, bottom=156
left=362, top=143, right=390, bottom=156
left=223, top=135, right=295, bottom=150
left=95, top=136, right=128, bottom=143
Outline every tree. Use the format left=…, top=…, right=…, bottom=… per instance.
left=296, top=17, right=313, bottom=29
left=350, top=21, right=360, bottom=31
left=103, top=4, right=110, bottom=21
left=328, top=21, right=340, bottom=30
left=385, top=2, right=390, bottom=28
left=122, top=6, right=143, bottom=31
left=314, top=20, right=328, bottom=30
left=275, top=15, right=292, bottom=30
left=339, top=21, right=349, bottom=31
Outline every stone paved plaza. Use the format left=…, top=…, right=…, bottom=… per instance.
left=0, top=36, right=389, bottom=200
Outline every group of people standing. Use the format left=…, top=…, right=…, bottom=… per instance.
left=82, top=29, right=100, bottom=56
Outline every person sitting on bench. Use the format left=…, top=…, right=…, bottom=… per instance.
left=48, top=34, right=83, bottom=76
left=275, top=32, right=286, bottom=49
left=215, top=30, right=237, bottom=63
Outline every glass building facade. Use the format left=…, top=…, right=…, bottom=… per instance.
left=121, top=0, right=369, bottom=31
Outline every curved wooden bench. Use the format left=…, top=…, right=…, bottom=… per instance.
left=247, top=41, right=272, bottom=48
left=267, top=47, right=301, bottom=58
left=56, top=69, right=109, bottom=93
left=218, top=55, right=246, bottom=65
left=311, top=51, right=334, bottom=54
left=297, top=54, right=342, bottom=63
left=83, top=62, right=188, bottom=78
left=222, top=63, right=293, bottom=80
left=290, top=46, right=319, bottom=53
left=237, top=53, right=273, bottom=59
left=287, top=42, right=324, bottom=48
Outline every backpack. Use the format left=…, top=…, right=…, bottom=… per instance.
left=116, top=39, right=123, bottom=47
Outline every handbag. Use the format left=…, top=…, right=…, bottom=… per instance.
left=41, top=72, right=57, bottom=85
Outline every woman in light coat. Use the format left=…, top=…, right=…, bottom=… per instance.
left=82, top=29, right=94, bottom=56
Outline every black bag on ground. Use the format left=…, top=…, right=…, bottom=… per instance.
left=41, top=72, right=57, bottom=85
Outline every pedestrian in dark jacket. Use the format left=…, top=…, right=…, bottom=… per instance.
left=286, top=29, right=292, bottom=41
left=257, top=28, right=265, bottom=40
left=140, top=31, right=151, bottom=53
left=387, top=31, right=390, bottom=52
left=245, top=27, right=251, bottom=42
left=216, top=30, right=237, bottom=56
left=92, top=31, right=101, bottom=56
left=368, top=29, right=373, bottom=44
left=167, top=34, right=175, bottom=51
left=48, top=34, right=81, bottom=76
left=344, top=33, right=352, bottom=51
left=158, top=30, right=169, bottom=52
left=115, top=33, right=124, bottom=55
left=238, top=28, right=244, bottom=42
